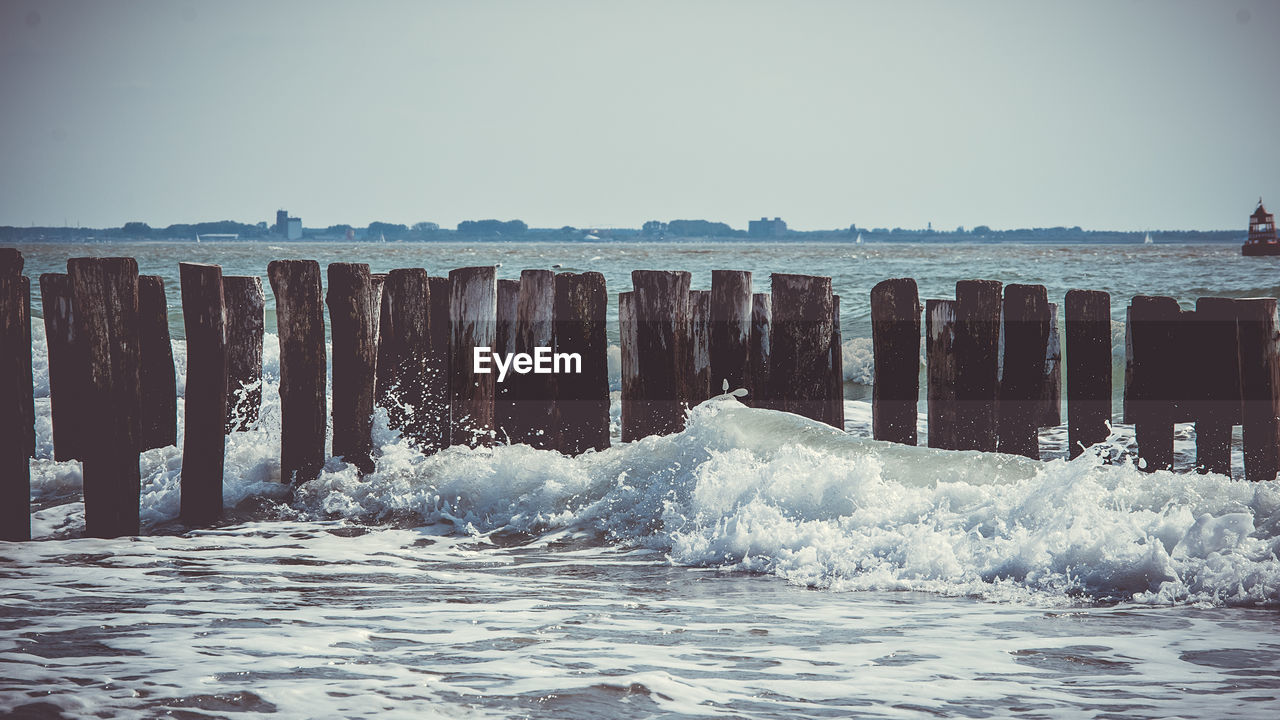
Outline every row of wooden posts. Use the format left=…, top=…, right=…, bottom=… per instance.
left=2, top=249, right=1278, bottom=542
left=869, top=278, right=1280, bottom=484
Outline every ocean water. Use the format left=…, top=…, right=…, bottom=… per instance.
left=3, top=240, right=1280, bottom=719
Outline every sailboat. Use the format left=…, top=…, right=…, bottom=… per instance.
left=1143, top=232, right=1153, bottom=245
left=855, top=232, right=863, bottom=244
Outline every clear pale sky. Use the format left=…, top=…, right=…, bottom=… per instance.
left=2, top=0, right=1278, bottom=231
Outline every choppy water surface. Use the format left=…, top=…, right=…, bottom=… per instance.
left=3, top=241, right=1279, bottom=718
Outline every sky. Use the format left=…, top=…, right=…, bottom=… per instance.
left=2, top=0, right=1278, bottom=232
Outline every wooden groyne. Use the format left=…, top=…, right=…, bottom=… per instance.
left=1, top=248, right=1277, bottom=541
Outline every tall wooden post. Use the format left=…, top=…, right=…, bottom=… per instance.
left=689, top=289, right=712, bottom=405
left=378, top=269, right=431, bottom=446
left=267, top=260, right=326, bottom=485
left=830, top=295, right=845, bottom=430
left=449, top=266, right=497, bottom=447
left=69, top=257, right=141, bottom=538
left=511, top=270, right=556, bottom=448
left=138, top=275, right=177, bottom=451
left=224, top=276, right=265, bottom=433
left=1065, top=290, right=1112, bottom=458
left=710, top=270, right=752, bottom=396
left=871, top=278, right=920, bottom=444
left=619, top=291, right=638, bottom=442
left=1193, top=297, right=1240, bottom=476
left=327, top=263, right=381, bottom=474
left=495, top=278, right=520, bottom=443
left=19, top=276, right=34, bottom=461
left=425, top=275, right=452, bottom=452
left=998, top=284, right=1050, bottom=459
left=954, top=280, right=1002, bottom=452
left=1127, top=295, right=1180, bottom=472
left=630, top=270, right=692, bottom=438
left=39, top=273, right=88, bottom=462
left=1237, top=298, right=1280, bottom=482
left=179, top=263, right=227, bottom=525
left=770, top=274, right=835, bottom=426
left=749, top=293, right=772, bottom=409
left=1, top=249, right=31, bottom=541
left=554, top=272, right=610, bottom=454
left=1039, top=303, right=1062, bottom=428
left=926, top=299, right=958, bottom=450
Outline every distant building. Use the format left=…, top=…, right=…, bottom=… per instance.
left=274, top=209, right=302, bottom=239
left=748, top=217, right=787, bottom=237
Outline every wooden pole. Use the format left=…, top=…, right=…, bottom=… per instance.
left=1039, top=303, right=1062, bottom=428
left=954, top=280, right=1002, bottom=452
left=1127, top=295, right=1180, bottom=472
left=998, top=283, right=1050, bottom=459
left=770, top=274, right=835, bottom=426
left=424, top=275, right=452, bottom=452
left=619, top=291, right=638, bottom=442
left=511, top=269, right=556, bottom=449
left=871, top=278, right=920, bottom=444
left=1, top=249, right=31, bottom=541
left=926, top=299, right=958, bottom=450
left=749, top=292, right=772, bottom=409
left=495, top=278, right=520, bottom=443
left=179, top=263, right=227, bottom=525
left=1237, top=297, right=1280, bottom=482
left=1193, top=297, right=1240, bottom=475
left=327, top=262, right=381, bottom=474
left=1065, top=290, right=1112, bottom=459
left=69, top=257, right=141, bottom=538
left=449, top=266, right=497, bottom=447
left=689, top=289, right=712, bottom=405
left=378, top=269, right=430, bottom=446
left=267, top=260, right=326, bottom=485
left=830, top=294, right=845, bottom=430
left=19, top=276, right=34, bottom=461
left=710, top=270, right=752, bottom=396
left=630, top=270, right=692, bottom=438
left=39, top=273, right=88, bottom=461
left=137, top=275, right=177, bottom=451
left=223, top=276, right=265, bottom=433
left=554, top=271, right=610, bottom=454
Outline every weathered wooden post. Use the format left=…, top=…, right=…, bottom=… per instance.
left=555, top=271, right=610, bottom=454
left=495, top=278, right=520, bottom=443
left=1127, top=295, right=1181, bottom=472
left=1193, top=297, right=1240, bottom=475
left=511, top=270, right=556, bottom=448
left=19, top=276, right=34, bottom=461
left=39, top=274, right=87, bottom=461
left=1039, top=303, right=1062, bottom=428
left=1, top=249, right=31, bottom=541
left=871, top=278, right=920, bottom=445
left=771, top=274, right=836, bottom=426
left=327, top=263, right=381, bottom=474
left=69, top=257, right=141, bottom=538
left=224, top=276, right=265, bottom=433
left=179, top=263, right=227, bottom=525
left=954, top=280, right=1002, bottom=452
left=998, top=284, right=1050, bottom=459
left=749, top=293, right=772, bottom=409
left=1065, top=290, right=1112, bottom=458
left=378, top=269, right=431, bottom=445
left=1237, top=297, right=1280, bottom=482
left=138, top=275, right=177, bottom=451
left=268, top=260, right=326, bottom=485
left=630, top=270, right=692, bottom=438
left=830, top=295, right=845, bottom=430
left=619, top=291, right=638, bottom=441
left=424, top=275, right=452, bottom=452
left=449, top=266, right=497, bottom=447
left=710, top=270, right=752, bottom=396
left=926, top=299, right=958, bottom=450
left=689, top=289, right=712, bottom=405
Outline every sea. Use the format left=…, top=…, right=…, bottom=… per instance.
left=3, top=240, right=1279, bottom=719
